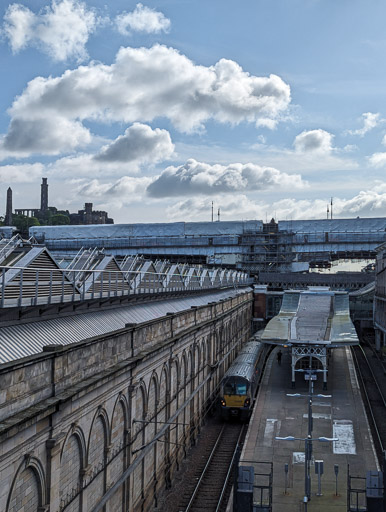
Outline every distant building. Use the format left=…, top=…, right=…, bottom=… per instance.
left=374, top=242, right=386, bottom=351
left=4, top=187, right=12, bottom=226
left=7, top=178, right=113, bottom=226
left=69, top=203, right=114, bottom=225
left=40, top=177, right=48, bottom=212
left=30, top=217, right=386, bottom=272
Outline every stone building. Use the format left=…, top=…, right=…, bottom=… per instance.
left=374, top=242, right=386, bottom=351
left=69, top=202, right=114, bottom=225
left=0, top=288, right=252, bottom=511
left=4, top=187, right=13, bottom=226
left=10, top=178, right=113, bottom=226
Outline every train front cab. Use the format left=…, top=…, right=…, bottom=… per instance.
left=220, top=376, right=252, bottom=421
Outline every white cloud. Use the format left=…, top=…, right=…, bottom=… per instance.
left=2, top=44, right=291, bottom=155
left=147, top=158, right=307, bottom=198
left=4, top=117, right=91, bottom=155
left=95, top=123, right=174, bottom=164
left=75, top=176, right=152, bottom=204
left=2, top=0, right=99, bottom=62
left=382, top=134, right=386, bottom=146
left=369, top=152, right=386, bottom=168
left=0, top=162, right=44, bottom=183
left=166, top=185, right=386, bottom=222
left=116, top=3, right=170, bottom=35
left=294, top=129, right=334, bottom=153
left=348, top=112, right=381, bottom=137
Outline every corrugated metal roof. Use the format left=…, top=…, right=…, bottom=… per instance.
left=261, top=290, right=358, bottom=346
left=0, top=287, right=250, bottom=365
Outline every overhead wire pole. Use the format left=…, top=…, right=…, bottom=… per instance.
left=282, top=353, right=334, bottom=509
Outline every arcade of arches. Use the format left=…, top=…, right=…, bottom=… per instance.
left=0, top=290, right=252, bottom=512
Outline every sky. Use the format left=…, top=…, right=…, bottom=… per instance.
left=1, top=0, right=386, bottom=224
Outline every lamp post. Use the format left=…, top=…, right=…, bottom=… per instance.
left=279, top=354, right=333, bottom=507
left=275, top=436, right=338, bottom=510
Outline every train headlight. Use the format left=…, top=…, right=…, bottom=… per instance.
left=244, top=398, right=250, bottom=407
left=220, top=399, right=226, bottom=407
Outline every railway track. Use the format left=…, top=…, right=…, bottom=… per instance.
left=173, top=420, right=244, bottom=512
left=351, top=345, right=386, bottom=461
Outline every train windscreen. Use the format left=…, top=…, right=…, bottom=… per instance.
left=223, top=377, right=248, bottom=395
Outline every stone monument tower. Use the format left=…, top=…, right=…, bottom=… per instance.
left=4, top=187, right=12, bottom=226
left=40, top=177, right=48, bottom=212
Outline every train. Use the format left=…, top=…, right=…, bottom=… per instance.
left=219, top=340, right=270, bottom=420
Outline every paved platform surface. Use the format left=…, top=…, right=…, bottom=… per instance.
left=240, top=346, right=379, bottom=511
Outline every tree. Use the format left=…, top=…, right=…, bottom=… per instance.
left=51, top=214, right=70, bottom=225
left=12, top=215, right=40, bottom=235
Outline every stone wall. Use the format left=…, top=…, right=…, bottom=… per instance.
left=0, top=290, right=252, bottom=512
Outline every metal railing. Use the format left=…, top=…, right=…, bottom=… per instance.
left=0, top=264, right=252, bottom=309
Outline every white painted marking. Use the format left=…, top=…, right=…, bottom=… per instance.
left=263, top=418, right=281, bottom=447
left=293, top=452, right=305, bottom=464
left=333, top=420, right=356, bottom=454
left=285, top=417, right=295, bottom=420
left=313, top=401, right=331, bottom=407
left=346, top=347, right=360, bottom=395
left=303, top=413, right=331, bottom=420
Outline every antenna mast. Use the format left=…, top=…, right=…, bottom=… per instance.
left=211, top=201, right=214, bottom=222
left=330, top=197, right=333, bottom=220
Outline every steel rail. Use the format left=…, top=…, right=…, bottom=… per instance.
left=183, top=423, right=227, bottom=512
left=351, top=346, right=385, bottom=456
left=357, top=345, right=386, bottom=409
left=215, top=425, right=245, bottom=512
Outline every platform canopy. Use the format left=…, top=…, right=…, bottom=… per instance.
left=261, top=289, right=359, bottom=347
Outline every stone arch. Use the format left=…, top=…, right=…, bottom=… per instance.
left=157, top=367, right=169, bottom=483
left=178, top=352, right=189, bottom=452
left=169, top=358, right=179, bottom=468
left=60, top=425, right=86, bottom=512
left=170, top=358, right=179, bottom=402
left=131, top=383, right=146, bottom=508
left=60, top=424, right=86, bottom=465
left=86, top=408, right=109, bottom=510
left=109, top=395, right=129, bottom=512
left=6, top=455, right=46, bottom=512
left=147, top=372, right=159, bottom=422
left=159, top=365, right=169, bottom=414
left=144, top=374, right=158, bottom=496
left=201, top=339, right=206, bottom=368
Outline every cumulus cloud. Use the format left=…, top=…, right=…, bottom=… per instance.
left=0, top=162, right=44, bottom=183
left=95, top=123, right=174, bottom=163
left=116, top=3, right=170, bottom=35
left=75, top=175, right=152, bottom=200
left=166, top=185, right=386, bottom=222
left=294, top=129, right=334, bottom=153
left=4, top=117, right=91, bottom=155
left=147, top=158, right=306, bottom=198
left=2, top=44, right=291, bottom=155
left=2, top=0, right=99, bottom=62
left=348, top=112, right=381, bottom=137
left=369, top=152, right=386, bottom=168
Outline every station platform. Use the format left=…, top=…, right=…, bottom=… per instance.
left=240, top=346, right=380, bottom=511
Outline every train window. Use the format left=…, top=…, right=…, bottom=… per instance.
left=223, top=378, right=248, bottom=395
left=236, top=383, right=247, bottom=395
left=224, top=381, right=235, bottom=394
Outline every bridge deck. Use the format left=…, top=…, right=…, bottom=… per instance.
left=240, top=347, right=378, bottom=511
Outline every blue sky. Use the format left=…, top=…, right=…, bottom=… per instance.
left=1, top=0, right=386, bottom=223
